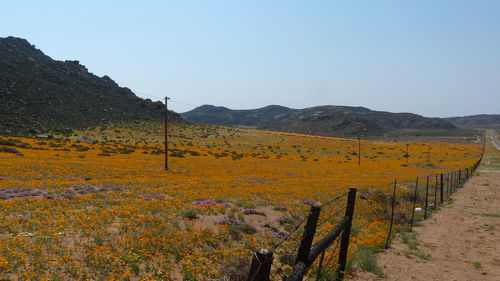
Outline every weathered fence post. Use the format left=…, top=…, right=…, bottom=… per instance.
left=450, top=172, right=454, bottom=194
left=440, top=173, right=444, bottom=204
left=453, top=172, right=457, bottom=191
left=336, top=188, right=357, bottom=281
left=424, top=176, right=430, bottom=219
left=451, top=172, right=455, bottom=192
left=247, top=249, right=274, bottom=281
left=295, top=204, right=321, bottom=266
left=446, top=173, right=450, bottom=199
left=385, top=179, right=397, bottom=249
left=434, top=174, right=438, bottom=206
left=410, top=177, right=419, bottom=230
left=459, top=170, right=462, bottom=187
left=315, top=250, right=326, bottom=281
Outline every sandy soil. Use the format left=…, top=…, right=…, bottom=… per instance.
left=349, top=138, right=500, bottom=281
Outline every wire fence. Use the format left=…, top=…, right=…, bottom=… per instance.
left=246, top=137, right=485, bottom=281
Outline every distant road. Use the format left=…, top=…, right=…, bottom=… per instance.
left=488, top=130, right=500, bottom=150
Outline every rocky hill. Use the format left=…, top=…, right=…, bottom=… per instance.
left=445, top=114, right=500, bottom=129
left=182, top=105, right=456, bottom=137
left=0, top=36, right=182, bottom=136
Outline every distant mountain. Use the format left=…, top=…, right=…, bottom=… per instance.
left=182, top=104, right=456, bottom=137
left=0, top=36, right=182, bottom=135
left=445, top=114, right=500, bottom=129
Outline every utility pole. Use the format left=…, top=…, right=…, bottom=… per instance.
left=165, top=96, right=170, bottom=170
left=406, top=143, right=409, bottom=163
left=358, top=128, right=367, bottom=167
left=358, top=135, right=361, bottom=166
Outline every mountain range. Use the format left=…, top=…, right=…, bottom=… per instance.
left=0, top=36, right=497, bottom=138
left=181, top=105, right=457, bottom=137
left=444, top=115, right=500, bottom=129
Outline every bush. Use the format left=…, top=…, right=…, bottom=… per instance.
left=181, top=208, right=198, bottom=220
left=0, top=146, right=23, bottom=156
left=358, top=248, right=383, bottom=277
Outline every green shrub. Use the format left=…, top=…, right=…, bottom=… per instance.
left=0, top=146, right=23, bottom=156
left=358, top=248, right=383, bottom=277
left=181, top=209, right=199, bottom=220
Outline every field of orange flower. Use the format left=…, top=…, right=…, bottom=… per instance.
left=0, top=122, right=482, bottom=280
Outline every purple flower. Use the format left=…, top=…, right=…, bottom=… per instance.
left=193, top=199, right=230, bottom=207
left=193, top=199, right=219, bottom=206
left=273, top=205, right=288, bottom=211
left=140, top=193, right=165, bottom=200
left=216, top=218, right=241, bottom=225
left=275, top=232, right=285, bottom=239
left=302, top=199, right=313, bottom=205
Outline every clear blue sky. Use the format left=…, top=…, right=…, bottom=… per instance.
left=1, top=1, right=499, bottom=117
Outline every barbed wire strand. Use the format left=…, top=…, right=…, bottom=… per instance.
left=273, top=213, right=309, bottom=250
left=321, top=191, right=348, bottom=207
left=316, top=205, right=347, bottom=228
left=316, top=236, right=342, bottom=278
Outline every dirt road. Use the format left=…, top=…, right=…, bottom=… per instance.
left=349, top=133, right=500, bottom=281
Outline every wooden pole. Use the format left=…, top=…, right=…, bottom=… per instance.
left=434, top=174, right=438, bottom=207
left=406, top=143, right=409, bottom=163
left=424, top=176, right=429, bottom=219
left=295, top=205, right=321, bottom=265
left=451, top=172, right=455, bottom=192
left=458, top=170, right=462, bottom=188
left=164, top=96, right=170, bottom=170
left=247, top=249, right=273, bottom=281
left=336, top=188, right=357, bottom=281
left=358, top=135, right=361, bottom=166
left=410, top=177, right=419, bottom=230
left=440, top=173, right=444, bottom=204
left=446, top=173, right=450, bottom=199
left=315, top=250, right=325, bottom=281
left=385, top=180, right=397, bottom=249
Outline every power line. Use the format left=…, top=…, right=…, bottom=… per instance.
left=169, top=99, right=198, bottom=108
left=132, top=89, right=199, bottom=108
left=132, top=90, right=163, bottom=100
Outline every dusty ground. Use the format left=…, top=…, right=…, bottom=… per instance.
left=349, top=135, right=500, bottom=281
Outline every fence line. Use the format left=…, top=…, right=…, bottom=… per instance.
left=247, top=137, right=485, bottom=281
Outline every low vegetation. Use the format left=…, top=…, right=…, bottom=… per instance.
left=0, top=122, right=482, bottom=280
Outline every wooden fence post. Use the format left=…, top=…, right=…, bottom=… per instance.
left=385, top=180, right=397, bottom=249
left=451, top=172, right=457, bottom=193
left=247, top=249, right=274, bottom=281
left=459, top=170, right=462, bottom=186
left=336, top=188, right=357, bottom=281
left=434, top=174, right=438, bottom=207
left=450, top=172, right=454, bottom=193
left=424, top=176, right=429, bottom=219
left=410, top=177, right=419, bottom=230
left=440, top=173, right=444, bottom=204
left=446, top=173, right=450, bottom=199
left=315, top=250, right=326, bottom=281
left=295, top=204, right=321, bottom=266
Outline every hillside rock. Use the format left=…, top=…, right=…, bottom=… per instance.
left=0, top=36, right=183, bottom=135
